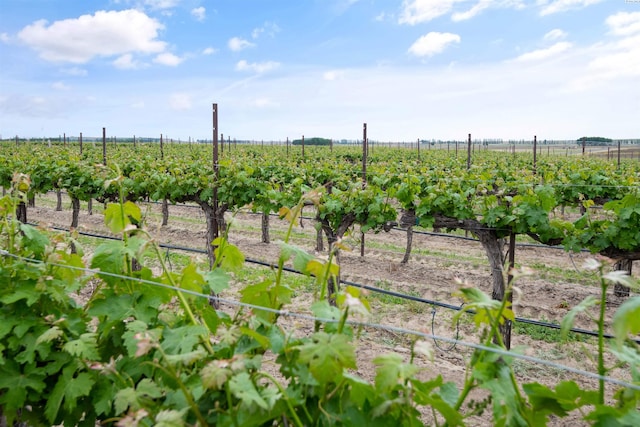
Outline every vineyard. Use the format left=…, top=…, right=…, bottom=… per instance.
left=1, top=139, right=639, bottom=426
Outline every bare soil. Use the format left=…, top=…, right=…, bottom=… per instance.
left=27, top=193, right=638, bottom=426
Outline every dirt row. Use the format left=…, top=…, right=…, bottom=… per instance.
left=23, top=194, right=637, bottom=425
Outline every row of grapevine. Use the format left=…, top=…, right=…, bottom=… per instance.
left=1, top=164, right=640, bottom=425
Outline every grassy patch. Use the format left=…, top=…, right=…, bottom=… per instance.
left=513, top=319, right=589, bottom=344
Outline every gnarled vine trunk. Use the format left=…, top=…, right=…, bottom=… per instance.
left=16, top=201, right=27, bottom=223
left=475, top=229, right=510, bottom=348
left=316, top=224, right=324, bottom=252
left=319, top=213, right=355, bottom=306
left=162, top=199, right=169, bottom=226
left=261, top=211, right=270, bottom=243
left=400, top=210, right=416, bottom=264
left=56, top=189, right=63, bottom=211
left=70, top=197, right=80, bottom=228
left=613, top=259, right=632, bottom=298
left=88, top=199, right=93, bottom=215
left=196, top=200, right=228, bottom=309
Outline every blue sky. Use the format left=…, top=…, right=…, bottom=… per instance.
left=1, top=0, right=638, bottom=141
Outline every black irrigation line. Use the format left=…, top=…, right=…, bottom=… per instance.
left=35, top=223, right=640, bottom=345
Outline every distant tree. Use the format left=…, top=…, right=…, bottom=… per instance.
left=577, top=136, right=613, bottom=146
left=292, top=137, right=331, bottom=146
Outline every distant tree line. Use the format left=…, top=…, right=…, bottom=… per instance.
left=577, top=136, right=613, bottom=146
left=292, top=137, right=332, bottom=146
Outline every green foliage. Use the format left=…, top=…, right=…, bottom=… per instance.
left=291, top=137, right=332, bottom=146
left=577, top=136, right=613, bottom=145
left=1, top=144, right=639, bottom=426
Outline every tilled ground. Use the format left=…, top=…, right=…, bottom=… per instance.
left=25, top=193, right=639, bottom=426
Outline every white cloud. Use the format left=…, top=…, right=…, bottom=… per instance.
left=452, top=0, right=493, bottom=22
left=235, top=60, right=280, bottom=73
left=154, top=52, right=183, bottom=66
left=113, top=53, right=142, bottom=69
left=61, top=67, right=88, bottom=76
left=323, top=70, right=345, bottom=80
left=51, top=81, right=70, bottom=90
left=17, top=10, right=166, bottom=63
left=399, top=0, right=462, bottom=25
left=252, top=97, right=279, bottom=108
left=400, top=0, right=523, bottom=24
left=143, top=0, right=179, bottom=10
left=191, top=7, right=206, bottom=21
left=131, top=101, right=145, bottom=109
left=169, top=93, right=192, bottom=110
left=202, top=47, right=217, bottom=55
left=228, top=37, right=255, bottom=51
left=606, top=11, right=640, bottom=37
left=571, top=13, right=640, bottom=89
left=514, top=41, right=572, bottom=61
left=538, top=0, right=603, bottom=16
left=252, top=22, right=281, bottom=39
left=408, top=32, right=461, bottom=57
left=374, top=12, right=387, bottom=22
left=0, top=33, right=10, bottom=43
left=544, top=29, right=567, bottom=41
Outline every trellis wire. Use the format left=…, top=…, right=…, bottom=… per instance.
left=1, top=248, right=638, bottom=392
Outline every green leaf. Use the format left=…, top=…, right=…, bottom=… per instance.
left=297, top=332, right=356, bottom=385
left=164, top=349, right=207, bottom=367
left=45, top=368, right=95, bottom=422
left=213, top=237, right=245, bottom=271
left=63, top=333, right=99, bottom=360
left=0, top=361, right=47, bottom=413
left=104, top=201, right=141, bottom=234
left=161, top=325, right=208, bottom=355
left=561, top=296, right=597, bottom=338
left=612, top=296, right=640, bottom=347
left=201, top=360, right=233, bottom=390
left=114, top=387, right=137, bottom=414
left=155, top=409, right=187, bottom=427
left=90, top=240, right=126, bottom=285
left=373, top=353, right=419, bottom=393
left=19, top=224, right=49, bottom=258
left=311, top=300, right=341, bottom=322
left=344, top=373, right=375, bottom=407
left=179, top=263, right=204, bottom=293
left=523, top=381, right=598, bottom=419
left=203, top=268, right=230, bottom=294
left=114, top=379, right=162, bottom=415
left=229, top=372, right=269, bottom=411
left=239, top=326, right=271, bottom=349
left=279, top=242, right=315, bottom=274
left=36, top=326, right=63, bottom=345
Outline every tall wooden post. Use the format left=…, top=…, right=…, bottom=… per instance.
left=361, top=123, right=367, bottom=257
left=503, top=233, right=516, bottom=349
left=467, top=133, right=472, bottom=170
left=533, top=135, right=537, bottom=174
left=79, top=132, right=83, bottom=155
left=212, top=104, right=219, bottom=239
left=160, top=133, right=164, bottom=159
left=302, top=135, right=305, bottom=158
left=617, top=140, right=621, bottom=169
left=102, top=127, right=107, bottom=165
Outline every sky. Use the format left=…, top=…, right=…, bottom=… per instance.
left=0, top=0, right=639, bottom=142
